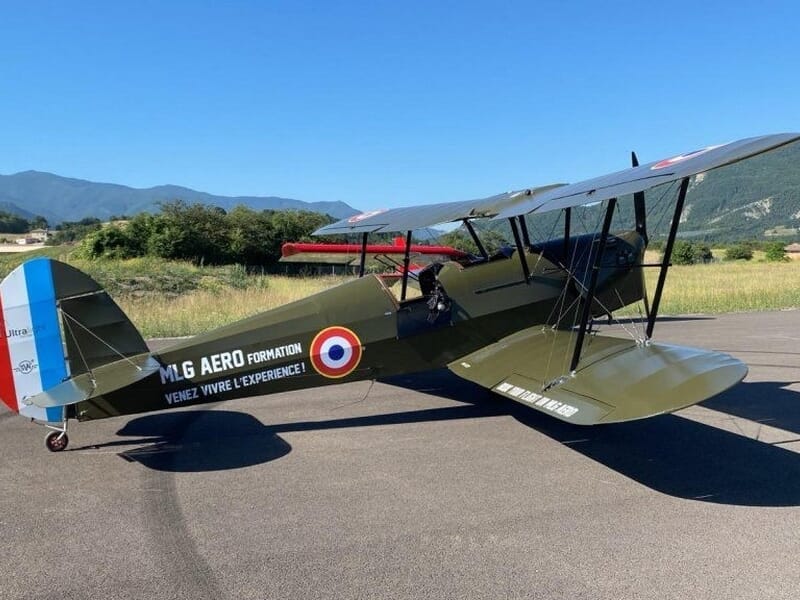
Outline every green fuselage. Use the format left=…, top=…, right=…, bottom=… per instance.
left=74, top=231, right=646, bottom=421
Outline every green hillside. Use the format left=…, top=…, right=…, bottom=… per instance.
left=678, top=140, right=800, bottom=241
left=503, top=140, right=800, bottom=244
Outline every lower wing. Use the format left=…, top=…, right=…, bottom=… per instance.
left=448, top=327, right=746, bottom=425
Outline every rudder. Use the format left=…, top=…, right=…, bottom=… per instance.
left=0, top=257, right=149, bottom=422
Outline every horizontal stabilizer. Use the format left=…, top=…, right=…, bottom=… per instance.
left=27, top=354, right=160, bottom=409
left=449, top=328, right=747, bottom=425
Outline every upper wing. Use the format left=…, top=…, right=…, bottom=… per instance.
left=448, top=327, right=746, bottom=425
left=313, top=184, right=565, bottom=236
left=495, top=132, right=800, bottom=219
left=315, top=133, right=799, bottom=235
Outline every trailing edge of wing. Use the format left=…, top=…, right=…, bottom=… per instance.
left=448, top=327, right=747, bottom=425
left=495, top=132, right=800, bottom=219
left=312, top=184, right=565, bottom=236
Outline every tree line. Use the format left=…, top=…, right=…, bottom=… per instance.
left=0, top=211, right=48, bottom=233
left=7, top=200, right=794, bottom=267
left=77, top=201, right=335, bottom=267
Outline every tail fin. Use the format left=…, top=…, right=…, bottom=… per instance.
left=0, top=257, right=151, bottom=422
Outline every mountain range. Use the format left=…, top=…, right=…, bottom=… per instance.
left=0, top=171, right=359, bottom=224
left=1, top=140, right=799, bottom=241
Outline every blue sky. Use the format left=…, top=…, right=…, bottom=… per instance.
left=1, top=0, right=798, bottom=211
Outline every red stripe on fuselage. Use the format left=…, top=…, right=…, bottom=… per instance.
left=0, top=296, right=18, bottom=412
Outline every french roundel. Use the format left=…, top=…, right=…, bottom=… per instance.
left=650, top=144, right=723, bottom=170
left=310, top=326, right=363, bottom=378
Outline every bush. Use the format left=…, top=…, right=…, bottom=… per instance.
left=725, top=244, right=753, bottom=261
left=80, top=226, right=141, bottom=260
left=47, top=218, right=103, bottom=245
left=764, top=242, right=789, bottom=262
left=695, top=244, right=713, bottom=263
left=670, top=240, right=713, bottom=265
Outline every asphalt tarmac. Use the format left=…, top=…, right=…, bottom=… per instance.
left=2, top=311, right=800, bottom=599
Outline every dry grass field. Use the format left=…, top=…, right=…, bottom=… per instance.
left=120, top=276, right=346, bottom=338
left=636, top=259, right=800, bottom=316
left=1, top=247, right=799, bottom=338
left=120, top=258, right=800, bottom=338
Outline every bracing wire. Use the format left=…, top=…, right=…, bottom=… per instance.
left=60, top=313, right=95, bottom=384
left=561, top=202, right=608, bottom=374
left=60, top=309, right=144, bottom=372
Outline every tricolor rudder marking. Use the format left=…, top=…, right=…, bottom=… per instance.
left=310, top=326, right=363, bottom=379
left=0, top=258, right=66, bottom=422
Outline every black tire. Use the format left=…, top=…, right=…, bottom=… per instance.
left=45, top=431, right=69, bottom=452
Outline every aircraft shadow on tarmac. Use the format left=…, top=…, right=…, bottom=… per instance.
left=702, top=380, right=800, bottom=435
left=388, top=370, right=800, bottom=508
left=111, top=401, right=504, bottom=474
left=108, top=368, right=800, bottom=508
left=114, top=410, right=293, bottom=472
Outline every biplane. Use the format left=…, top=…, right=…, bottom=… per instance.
left=1, top=133, right=797, bottom=451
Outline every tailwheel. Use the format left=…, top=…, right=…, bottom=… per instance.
left=45, top=431, right=69, bottom=452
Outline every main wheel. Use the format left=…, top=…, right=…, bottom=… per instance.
left=45, top=431, right=69, bottom=452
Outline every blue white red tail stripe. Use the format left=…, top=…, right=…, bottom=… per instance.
left=0, top=294, right=19, bottom=412
left=25, top=260, right=68, bottom=394
left=0, top=258, right=66, bottom=422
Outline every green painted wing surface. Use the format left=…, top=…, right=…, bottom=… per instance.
left=448, top=328, right=747, bottom=425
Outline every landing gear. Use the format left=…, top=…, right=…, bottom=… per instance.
left=45, top=430, right=69, bottom=452
left=44, top=417, right=69, bottom=452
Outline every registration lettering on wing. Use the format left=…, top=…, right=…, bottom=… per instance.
left=494, top=381, right=579, bottom=418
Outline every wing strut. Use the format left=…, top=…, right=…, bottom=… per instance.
left=400, top=230, right=413, bottom=301
left=569, top=198, right=617, bottom=372
left=646, top=176, right=690, bottom=338
left=508, top=217, right=531, bottom=283
left=518, top=216, right=531, bottom=247
left=464, top=219, right=488, bottom=260
left=563, top=207, right=572, bottom=260
left=358, top=232, right=368, bottom=277
left=631, top=152, right=648, bottom=244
